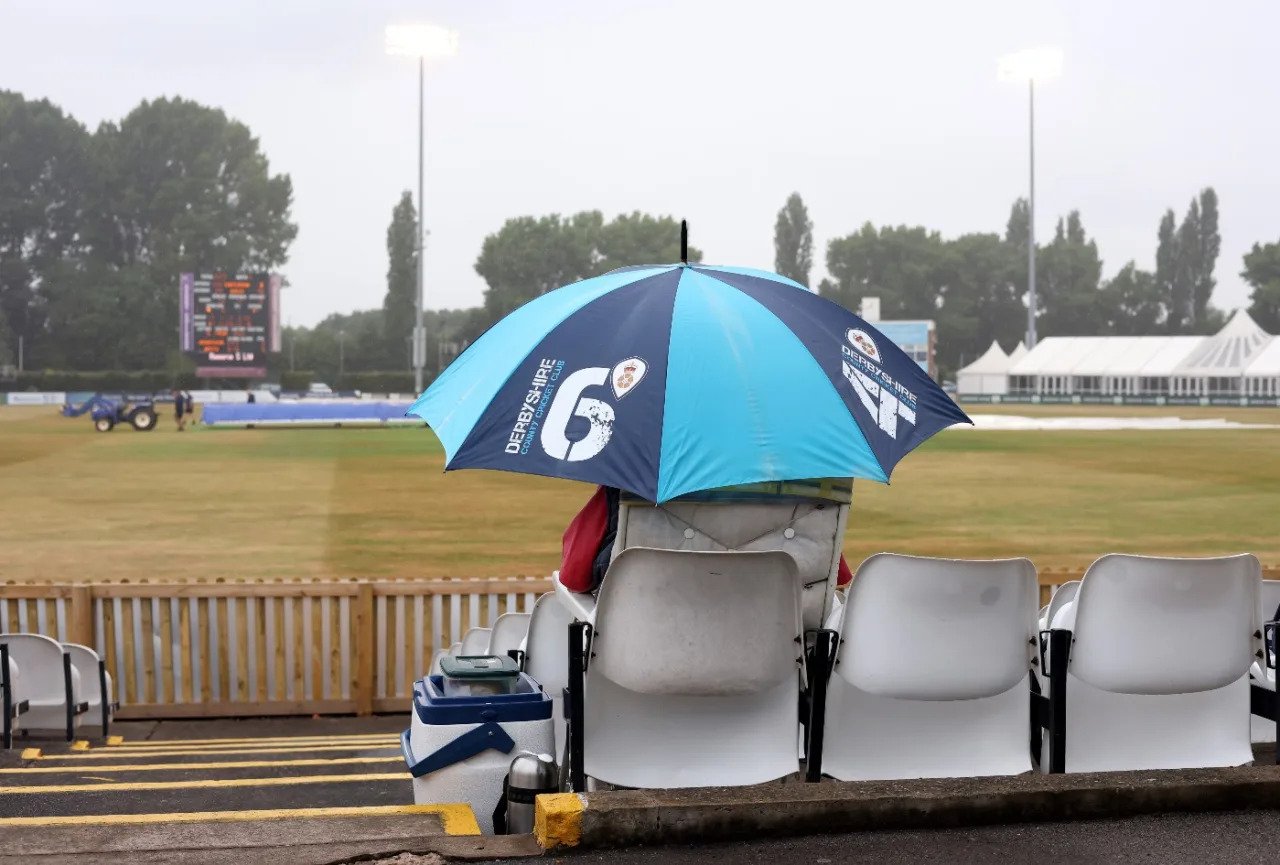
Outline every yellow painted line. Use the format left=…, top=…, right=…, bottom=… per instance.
left=98, top=740, right=395, bottom=756
left=105, top=735, right=124, bottom=746
left=0, top=803, right=481, bottom=835
left=36, top=742, right=399, bottom=761
left=19, top=748, right=40, bottom=760
left=69, top=740, right=90, bottom=751
left=116, top=733, right=398, bottom=747
left=0, top=771, right=408, bottom=795
left=535, top=792, right=584, bottom=850
left=0, top=755, right=403, bottom=774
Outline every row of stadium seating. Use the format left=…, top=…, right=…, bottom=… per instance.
left=1, top=634, right=117, bottom=747
left=433, top=552, right=1277, bottom=789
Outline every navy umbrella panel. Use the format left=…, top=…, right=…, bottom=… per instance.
left=409, top=264, right=970, bottom=503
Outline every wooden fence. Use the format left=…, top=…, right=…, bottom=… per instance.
left=0, top=578, right=549, bottom=719
left=1, top=568, right=1275, bottom=719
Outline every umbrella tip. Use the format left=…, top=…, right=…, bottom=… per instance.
left=680, top=219, right=688, bottom=265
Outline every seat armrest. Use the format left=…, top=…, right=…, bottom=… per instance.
left=552, top=570, right=598, bottom=624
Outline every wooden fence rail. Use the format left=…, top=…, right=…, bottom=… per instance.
left=1, top=568, right=1275, bottom=719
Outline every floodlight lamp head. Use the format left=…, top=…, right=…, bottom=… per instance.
left=385, top=23, right=459, bottom=60
left=997, top=46, right=1064, bottom=84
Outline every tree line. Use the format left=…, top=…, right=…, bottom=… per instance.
left=774, top=189, right=1279, bottom=377
left=4, top=89, right=1280, bottom=386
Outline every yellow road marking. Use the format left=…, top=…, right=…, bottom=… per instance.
left=99, top=740, right=394, bottom=755
left=116, top=733, right=398, bottom=747
left=69, top=740, right=90, bottom=751
left=0, top=803, right=480, bottom=835
left=36, top=742, right=399, bottom=761
left=105, top=735, right=124, bottom=746
left=0, top=755, right=403, bottom=774
left=0, top=771, right=407, bottom=795
left=19, top=748, right=40, bottom=760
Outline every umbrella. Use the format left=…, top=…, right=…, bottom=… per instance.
left=409, top=262, right=969, bottom=502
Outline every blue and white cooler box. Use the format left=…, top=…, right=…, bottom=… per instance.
left=402, top=660, right=554, bottom=834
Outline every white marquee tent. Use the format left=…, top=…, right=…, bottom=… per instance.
left=1244, top=336, right=1280, bottom=397
left=987, top=311, right=1276, bottom=399
left=956, top=341, right=1012, bottom=395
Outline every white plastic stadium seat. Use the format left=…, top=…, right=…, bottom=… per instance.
left=820, top=554, right=1038, bottom=781
left=570, top=547, right=804, bottom=789
left=611, top=481, right=850, bottom=632
left=459, top=627, right=491, bottom=656
left=63, top=643, right=116, bottom=738
left=1248, top=580, right=1280, bottom=743
left=523, top=592, right=575, bottom=758
left=2, top=648, right=28, bottom=748
left=1046, top=554, right=1260, bottom=773
left=487, top=613, right=531, bottom=661
left=1041, top=581, right=1080, bottom=631
left=0, top=634, right=88, bottom=740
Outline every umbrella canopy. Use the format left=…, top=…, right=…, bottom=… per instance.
left=409, top=264, right=969, bottom=502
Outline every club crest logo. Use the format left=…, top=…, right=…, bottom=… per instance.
left=846, top=329, right=880, bottom=363
left=611, top=357, right=647, bottom=399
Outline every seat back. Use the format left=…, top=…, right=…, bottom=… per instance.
left=1046, top=581, right=1080, bottom=630
left=614, top=494, right=846, bottom=630
left=838, top=554, right=1038, bottom=700
left=459, top=627, right=491, bottom=656
left=63, top=644, right=103, bottom=704
left=592, top=548, right=801, bottom=696
left=1262, top=580, right=1280, bottom=628
left=524, top=592, right=573, bottom=695
left=488, top=613, right=531, bottom=659
left=1071, top=554, right=1260, bottom=695
left=0, top=634, right=66, bottom=702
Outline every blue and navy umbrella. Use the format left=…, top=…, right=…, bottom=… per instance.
left=408, top=264, right=969, bottom=502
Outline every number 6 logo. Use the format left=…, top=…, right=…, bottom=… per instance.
left=540, top=358, right=646, bottom=462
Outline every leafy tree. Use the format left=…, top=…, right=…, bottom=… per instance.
left=41, top=262, right=170, bottom=368
left=1155, top=209, right=1179, bottom=332
left=62, top=97, right=299, bottom=367
left=474, top=211, right=699, bottom=321
left=1243, top=240, right=1280, bottom=333
left=0, top=304, right=12, bottom=366
left=773, top=193, right=813, bottom=286
left=0, top=91, right=90, bottom=366
left=1004, top=197, right=1031, bottom=263
left=1171, top=198, right=1200, bottom=331
left=1159, top=188, right=1221, bottom=333
left=935, top=232, right=1023, bottom=374
left=89, top=97, right=297, bottom=274
left=821, top=223, right=948, bottom=319
left=1036, top=211, right=1103, bottom=337
left=383, top=191, right=418, bottom=361
left=1191, top=188, right=1220, bottom=326
left=596, top=212, right=695, bottom=271
left=1099, top=262, right=1163, bottom=335
left=475, top=212, right=601, bottom=320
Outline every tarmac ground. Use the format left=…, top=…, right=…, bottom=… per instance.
left=0, top=716, right=509, bottom=864
left=483, top=809, right=1280, bottom=865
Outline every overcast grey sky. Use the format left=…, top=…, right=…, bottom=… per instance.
left=3, top=0, right=1277, bottom=327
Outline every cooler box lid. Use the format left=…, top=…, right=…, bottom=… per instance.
left=413, top=671, right=552, bottom=726
left=439, top=654, right=519, bottom=679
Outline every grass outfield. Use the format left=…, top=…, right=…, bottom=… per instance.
left=1, top=403, right=1277, bottom=583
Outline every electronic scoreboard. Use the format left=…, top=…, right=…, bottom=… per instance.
left=179, top=272, right=282, bottom=376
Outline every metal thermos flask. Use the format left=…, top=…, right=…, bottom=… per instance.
left=503, top=751, right=558, bottom=834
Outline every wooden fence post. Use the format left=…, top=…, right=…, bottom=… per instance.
left=68, top=586, right=94, bottom=648
left=354, top=584, right=375, bottom=716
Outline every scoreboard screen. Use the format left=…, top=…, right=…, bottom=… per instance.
left=180, top=272, right=281, bottom=375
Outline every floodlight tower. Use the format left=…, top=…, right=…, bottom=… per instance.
left=385, top=23, right=459, bottom=394
left=998, top=46, right=1063, bottom=350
